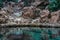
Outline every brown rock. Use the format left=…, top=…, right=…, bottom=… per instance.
left=0, top=10, right=8, bottom=24
left=40, top=10, right=49, bottom=18
left=40, top=10, right=49, bottom=23
left=22, top=7, right=37, bottom=19
left=50, top=11, right=59, bottom=23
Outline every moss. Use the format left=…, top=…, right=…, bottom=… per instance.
left=48, top=0, right=60, bottom=12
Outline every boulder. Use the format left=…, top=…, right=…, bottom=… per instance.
left=22, top=7, right=40, bottom=19
left=50, top=11, right=60, bottom=23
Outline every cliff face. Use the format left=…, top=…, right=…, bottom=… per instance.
left=0, top=0, right=60, bottom=24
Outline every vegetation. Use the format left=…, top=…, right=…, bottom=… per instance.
left=48, top=0, right=60, bottom=12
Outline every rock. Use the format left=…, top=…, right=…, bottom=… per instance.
left=0, top=10, right=8, bottom=24
left=40, top=10, right=49, bottom=18
left=36, top=0, right=49, bottom=9
left=31, top=17, right=40, bottom=23
left=14, top=17, right=31, bottom=24
left=22, top=7, right=35, bottom=19
left=50, top=11, right=59, bottom=23
left=13, top=11, right=22, bottom=17
left=40, top=17, right=49, bottom=23
left=40, top=10, right=49, bottom=23
left=0, top=18, right=7, bottom=24
left=8, top=16, right=15, bottom=22
left=22, top=7, right=40, bottom=19
left=32, top=1, right=42, bottom=6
